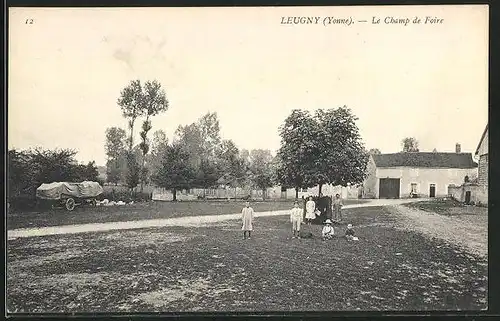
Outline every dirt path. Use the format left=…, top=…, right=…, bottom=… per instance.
left=389, top=205, right=488, bottom=259
left=7, top=199, right=415, bottom=239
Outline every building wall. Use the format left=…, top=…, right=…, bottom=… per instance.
left=477, top=130, right=488, bottom=156
left=448, top=184, right=488, bottom=206
left=375, top=167, right=478, bottom=198
left=478, top=154, right=488, bottom=186
left=362, top=156, right=378, bottom=198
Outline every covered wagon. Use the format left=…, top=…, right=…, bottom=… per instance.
left=36, top=181, right=103, bottom=211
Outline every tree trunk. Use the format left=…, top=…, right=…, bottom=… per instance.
left=318, top=183, right=323, bottom=196
left=295, top=187, right=299, bottom=199
left=140, top=116, right=151, bottom=194
left=129, top=121, right=135, bottom=151
left=262, top=188, right=266, bottom=200
left=172, top=189, right=177, bottom=201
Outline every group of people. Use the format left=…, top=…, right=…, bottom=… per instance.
left=240, top=195, right=357, bottom=241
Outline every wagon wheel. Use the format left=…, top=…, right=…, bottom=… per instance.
left=90, top=199, right=97, bottom=207
left=65, top=198, right=76, bottom=211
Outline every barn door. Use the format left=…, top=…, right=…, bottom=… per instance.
left=429, top=184, right=436, bottom=198
left=379, top=178, right=400, bottom=199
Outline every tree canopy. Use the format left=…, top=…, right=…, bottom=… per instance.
left=151, top=143, right=196, bottom=201
left=276, top=106, right=368, bottom=196
left=402, top=137, right=420, bottom=152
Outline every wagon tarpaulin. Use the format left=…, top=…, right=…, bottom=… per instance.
left=36, top=181, right=103, bottom=200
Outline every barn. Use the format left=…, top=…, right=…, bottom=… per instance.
left=362, top=146, right=478, bottom=199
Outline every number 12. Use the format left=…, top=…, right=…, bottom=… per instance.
left=25, top=19, right=33, bottom=24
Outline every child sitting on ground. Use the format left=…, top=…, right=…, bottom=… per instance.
left=322, top=219, right=335, bottom=240
left=345, top=224, right=357, bottom=240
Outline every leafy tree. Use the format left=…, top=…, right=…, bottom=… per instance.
left=117, top=80, right=144, bottom=150
left=175, top=123, right=204, bottom=168
left=276, top=110, right=317, bottom=198
left=276, top=107, right=368, bottom=197
left=8, top=149, right=38, bottom=199
left=197, top=112, right=221, bottom=159
left=368, top=148, right=381, bottom=155
left=106, top=158, right=122, bottom=185
left=174, top=113, right=224, bottom=195
left=151, top=143, right=196, bottom=201
left=216, top=139, right=247, bottom=198
left=105, top=127, right=127, bottom=160
left=249, top=149, right=274, bottom=199
left=8, top=148, right=100, bottom=209
left=105, top=127, right=127, bottom=184
left=196, top=158, right=220, bottom=197
left=138, top=80, right=169, bottom=191
left=402, top=137, right=419, bottom=152
left=124, top=150, right=140, bottom=190
left=148, top=130, right=169, bottom=175
left=313, top=107, right=368, bottom=194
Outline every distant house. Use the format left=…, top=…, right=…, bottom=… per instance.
left=363, top=145, right=478, bottom=199
left=475, top=124, right=488, bottom=187
left=448, top=125, right=488, bottom=205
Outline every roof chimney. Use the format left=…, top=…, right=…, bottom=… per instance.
left=456, top=143, right=461, bottom=153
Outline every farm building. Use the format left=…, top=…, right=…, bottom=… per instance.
left=363, top=145, right=478, bottom=199
left=448, top=124, right=488, bottom=205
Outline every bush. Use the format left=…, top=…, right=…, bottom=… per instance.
left=9, top=195, right=38, bottom=212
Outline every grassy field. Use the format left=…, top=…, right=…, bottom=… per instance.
left=7, top=199, right=369, bottom=230
left=7, top=205, right=487, bottom=313
left=404, top=199, right=487, bottom=215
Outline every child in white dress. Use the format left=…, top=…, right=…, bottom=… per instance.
left=322, top=219, right=335, bottom=240
left=241, top=201, right=254, bottom=239
left=305, top=196, right=316, bottom=225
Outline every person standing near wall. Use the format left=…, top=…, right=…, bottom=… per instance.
left=333, top=193, right=344, bottom=222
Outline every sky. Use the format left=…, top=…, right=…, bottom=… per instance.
left=9, top=5, right=488, bottom=166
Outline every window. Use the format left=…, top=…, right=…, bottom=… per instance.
left=301, top=188, right=308, bottom=192
left=410, top=183, right=417, bottom=193
left=281, top=186, right=287, bottom=192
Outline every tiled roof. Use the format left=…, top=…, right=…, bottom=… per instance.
left=372, top=152, right=478, bottom=169
left=475, top=124, right=488, bottom=155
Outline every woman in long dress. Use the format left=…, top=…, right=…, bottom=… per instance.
left=242, top=201, right=254, bottom=239
left=305, top=196, right=316, bottom=225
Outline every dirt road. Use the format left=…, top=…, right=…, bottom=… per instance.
left=8, top=199, right=416, bottom=239
left=388, top=205, right=487, bottom=259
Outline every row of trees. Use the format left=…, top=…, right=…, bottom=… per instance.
left=114, top=79, right=170, bottom=192
left=106, top=79, right=421, bottom=200
left=8, top=148, right=100, bottom=207
left=105, top=111, right=277, bottom=200
left=105, top=104, right=372, bottom=200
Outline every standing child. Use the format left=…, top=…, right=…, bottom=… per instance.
left=290, top=201, right=303, bottom=239
left=322, top=219, right=335, bottom=240
left=333, top=194, right=344, bottom=222
left=305, top=196, right=316, bottom=225
left=241, top=201, right=254, bottom=239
